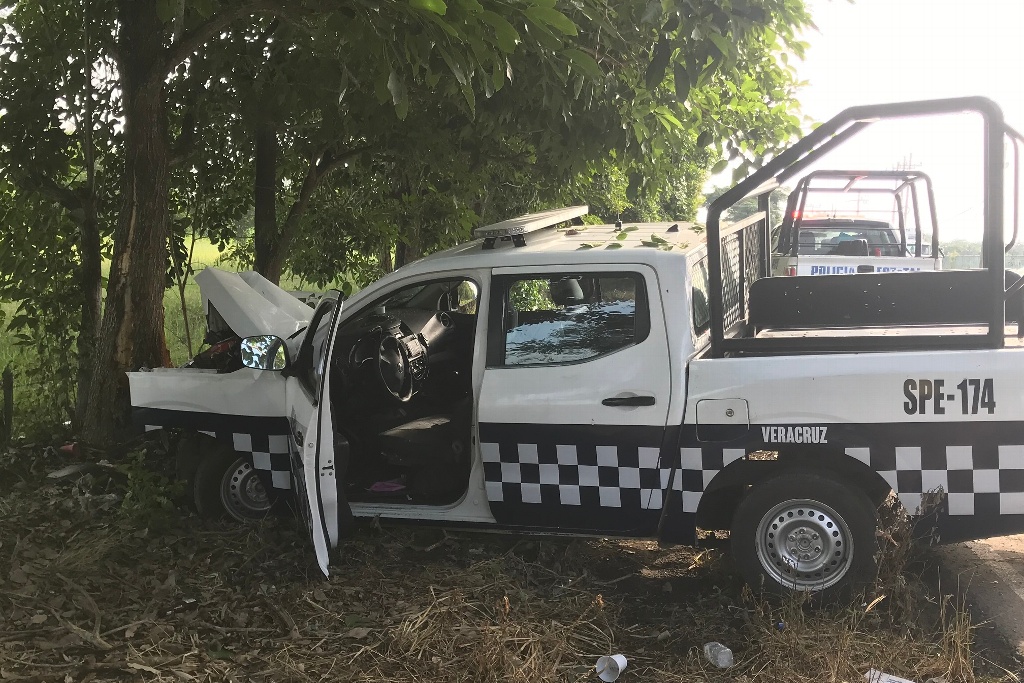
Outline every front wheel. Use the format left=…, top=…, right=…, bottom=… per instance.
left=192, top=448, right=276, bottom=523
left=730, top=472, right=878, bottom=600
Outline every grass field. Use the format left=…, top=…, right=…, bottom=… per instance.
left=0, top=443, right=1020, bottom=682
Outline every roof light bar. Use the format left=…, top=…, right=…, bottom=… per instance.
left=475, top=205, right=589, bottom=249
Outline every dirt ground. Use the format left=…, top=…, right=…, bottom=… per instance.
left=1, top=442, right=1022, bottom=682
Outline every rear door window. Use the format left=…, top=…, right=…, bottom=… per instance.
left=495, top=273, right=649, bottom=366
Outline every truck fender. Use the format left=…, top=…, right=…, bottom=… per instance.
left=693, top=448, right=895, bottom=532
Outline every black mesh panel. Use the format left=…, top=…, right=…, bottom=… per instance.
left=722, top=233, right=742, bottom=329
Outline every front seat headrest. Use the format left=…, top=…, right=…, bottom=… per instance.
left=549, top=278, right=584, bottom=306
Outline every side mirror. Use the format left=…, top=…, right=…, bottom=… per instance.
left=240, top=335, right=287, bottom=371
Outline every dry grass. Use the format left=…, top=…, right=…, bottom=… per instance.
left=0, top=444, right=1020, bottom=682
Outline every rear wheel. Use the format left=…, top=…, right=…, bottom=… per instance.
left=731, top=472, right=878, bottom=600
left=193, top=448, right=275, bottom=523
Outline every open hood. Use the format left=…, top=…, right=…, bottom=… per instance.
left=195, top=268, right=312, bottom=340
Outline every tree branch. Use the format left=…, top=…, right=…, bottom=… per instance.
left=314, top=144, right=373, bottom=178
left=155, top=1, right=307, bottom=83
left=29, top=175, right=83, bottom=216
left=263, top=144, right=373, bottom=279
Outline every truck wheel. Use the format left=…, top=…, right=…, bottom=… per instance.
left=731, top=472, right=878, bottom=599
left=192, top=448, right=275, bottom=523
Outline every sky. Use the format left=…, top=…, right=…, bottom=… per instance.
left=714, top=0, right=1024, bottom=241
left=797, top=0, right=1024, bottom=124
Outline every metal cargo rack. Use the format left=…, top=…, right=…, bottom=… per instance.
left=705, top=96, right=1024, bottom=358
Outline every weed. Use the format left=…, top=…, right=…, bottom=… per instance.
left=115, top=448, right=185, bottom=529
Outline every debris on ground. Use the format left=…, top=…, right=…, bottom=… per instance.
left=866, top=669, right=921, bottom=683
left=595, top=653, right=627, bottom=681
left=0, top=442, right=1021, bottom=682
left=703, top=641, right=734, bottom=668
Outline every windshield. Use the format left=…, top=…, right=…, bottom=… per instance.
left=794, top=225, right=902, bottom=256
left=782, top=220, right=905, bottom=258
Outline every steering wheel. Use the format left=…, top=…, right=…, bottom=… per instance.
left=377, top=335, right=414, bottom=402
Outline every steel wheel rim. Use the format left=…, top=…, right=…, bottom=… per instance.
left=220, top=458, right=271, bottom=521
left=754, top=498, right=853, bottom=591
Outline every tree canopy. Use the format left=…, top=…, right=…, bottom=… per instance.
left=0, top=0, right=813, bottom=441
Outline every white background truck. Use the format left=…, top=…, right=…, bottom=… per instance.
left=772, top=169, right=942, bottom=276
left=131, top=97, right=1024, bottom=600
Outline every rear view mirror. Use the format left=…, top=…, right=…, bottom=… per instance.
left=240, top=335, right=287, bottom=371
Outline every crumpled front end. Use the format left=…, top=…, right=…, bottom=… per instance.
left=128, top=267, right=308, bottom=491
left=129, top=368, right=292, bottom=489
left=195, top=268, right=312, bottom=341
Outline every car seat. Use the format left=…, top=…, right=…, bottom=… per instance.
left=833, top=239, right=869, bottom=256
left=549, top=278, right=585, bottom=306
left=376, top=398, right=472, bottom=501
left=797, top=231, right=817, bottom=254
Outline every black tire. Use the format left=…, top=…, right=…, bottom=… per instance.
left=730, top=471, right=878, bottom=600
left=175, top=434, right=205, bottom=511
left=192, top=447, right=276, bottom=523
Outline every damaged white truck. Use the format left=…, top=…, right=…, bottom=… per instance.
left=131, top=97, right=1024, bottom=599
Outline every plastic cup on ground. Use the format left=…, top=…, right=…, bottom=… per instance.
left=595, top=654, right=628, bottom=682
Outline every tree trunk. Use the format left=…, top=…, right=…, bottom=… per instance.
left=394, top=221, right=422, bottom=269
left=82, top=0, right=171, bottom=444
left=75, top=195, right=102, bottom=425
left=379, top=245, right=394, bottom=274
left=260, top=152, right=327, bottom=285
left=252, top=121, right=279, bottom=280
left=71, top=0, right=102, bottom=426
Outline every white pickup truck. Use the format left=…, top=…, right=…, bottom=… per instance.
left=130, top=97, right=1024, bottom=600
left=772, top=170, right=942, bottom=276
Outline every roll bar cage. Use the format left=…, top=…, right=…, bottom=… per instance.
left=705, top=96, right=1023, bottom=358
left=778, top=169, right=940, bottom=259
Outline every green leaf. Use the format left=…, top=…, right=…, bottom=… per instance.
left=529, top=22, right=565, bottom=51
left=438, top=47, right=468, bottom=86
left=615, top=231, right=628, bottom=240
left=387, top=71, right=409, bottom=120
left=711, top=159, right=728, bottom=174
left=563, top=49, right=602, bottom=78
left=605, top=242, right=623, bottom=249
left=623, top=226, right=638, bottom=232
left=454, top=0, right=484, bottom=12
left=650, top=234, right=669, bottom=244
left=631, top=121, right=648, bottom=143
left=708, top=32, right=732, bottom=57
left=460, top=80, right=476, bottom=116
left=492, top=58, right=507, bottom=91
left=192, top=0, right=214, bottom=18
left=524, top=7, right=578, bottom=36
left=655, top=106, right=681, bottom=128
left=673, top=62, right=690, bottom=102
left=645, top=38, right=672, bottom=90
left=410, top=0, right=447, bottom=15
left=155, top=0, right=177, bottom=23
left=480, top=11, right=520, bottom=52
left=696, top=131, right=712, bottom=148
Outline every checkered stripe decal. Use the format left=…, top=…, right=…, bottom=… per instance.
left=482, top=437, right=1024, bottom=519
left=679, top=447, right=746, bottom=513
left=482, top=442, right=671, bottom=509
left=146, top=424, right=293, bottom=490
left=480, top=442, right=745, bottom=512
left=845, top=443, right=1024, bottom=516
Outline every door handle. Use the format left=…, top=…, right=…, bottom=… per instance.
left=602, top=395, right=656, bottom=407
